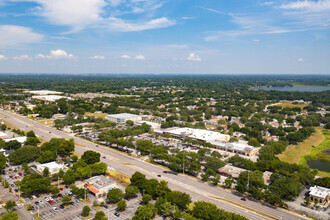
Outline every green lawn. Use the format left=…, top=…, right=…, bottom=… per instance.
left=278, top=127, right=325, bottom=164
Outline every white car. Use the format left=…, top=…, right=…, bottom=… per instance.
left=52, top=207, right=58, bottom=212
left=45, top=197, right=50, bottom=202
left=39, top=201, right=43, bottom=204
left=49, top=197, right=53, bottom=201
left=17, top=204, right=22, bottom=209
left=32, top=195, right=37, bottom=199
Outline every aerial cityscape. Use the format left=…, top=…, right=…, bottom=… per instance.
left=0, top=1, right=329, bottom=220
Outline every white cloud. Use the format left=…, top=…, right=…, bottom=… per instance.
left=262, top=1, right=274, bottom=6
left=0, top=55, right=7, bottom=60
left=253, top=39, right=260, bottom=42
left=121, top=54, right=131, bottom=59
left=187, top=53, right=201, bottom=62
left=280, top=0, right=330, bottom=11
left=13, top=55, right=31, bottom=60
left=11, top=0, right=175, bottom=32
left=298, top=58, right=304, bottom=62
left=35, top=49, right=74, bottom=59
left=106, top=17, right=175, bottom=32
left=0, top=25, right=43, bottom=47
left=27, top=0, right=106, bottom=32
left=135, top=55, right=145, bottom=60
left=91, top=55, right=105, bottom=60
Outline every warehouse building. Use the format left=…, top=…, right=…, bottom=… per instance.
left=209, top=141, right=259, bottom=156
left=36, top=161, right=66, bottom=174
left=105, top=113, right=142, bottom=124
left=164, top=127, right=230, bottom=142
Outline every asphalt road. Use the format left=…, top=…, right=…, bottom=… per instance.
left=0, top=109, right=310, bottom=220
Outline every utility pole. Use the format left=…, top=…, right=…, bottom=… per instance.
left=182, top=153, right=184, bottom=175
left=247, top=171, right=249, bottom=189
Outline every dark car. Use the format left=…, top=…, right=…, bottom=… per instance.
left=31, top=206, right=35, bottom=211
left=102, top=156, right=106, bottom=159
left=34, top=201, right=39, bottom=205
left=157, top=174, right=161, bottom=177
left=59, top=204, right=64, bottom=209
left=104, top=205, right=108, bottom=209
left=241, top=198, right=246, bottom=201
left=69, top=202, right=74, bottom=205
left=14, top=189, right=19, bottom=193
left=58, top=194, right=63, bottom=197
left=29, top=197, right=33, bottom=200
left=114, top=213, right=120, bottom=217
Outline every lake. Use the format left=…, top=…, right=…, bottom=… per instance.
left=254, top=86, right=330, bottom=92
left=307, top=160, right=330, bottom=172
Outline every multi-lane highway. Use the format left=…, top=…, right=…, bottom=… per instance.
left=0, top=109, right=309, bottom=220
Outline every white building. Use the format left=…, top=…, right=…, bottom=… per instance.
left=0, top=132, right=8, bottom=139
left=105, top=113, right=142, bottom=124
left=164, top=127, right=230, bottom=142
left=83, top=175, right=117, bottom=198
left=209, top=141, right=259, bottom=156
left=36, top=161, right=66, bottom=174
left=136, top=121, right=161, bottom=131
left=4, top=136, right=27, bottom=144
left=32, top=95, right=65, bottom=102
left=309, top=186, right=330, bottom=207
left=25, top=90, right=63, bottom=95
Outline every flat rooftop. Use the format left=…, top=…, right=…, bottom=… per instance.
left=106, top=113, right=140, bottom=119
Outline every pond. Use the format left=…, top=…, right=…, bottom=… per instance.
left=307, top=160, right=330, bottom=172
left=253, top=86, right=330, bottom=92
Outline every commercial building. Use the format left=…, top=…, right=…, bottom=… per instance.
left=36, top=161, right=66, bottom=175
left=4, top=136, right=27, bottom=144
left=25, top=90, right=63, bottom=95
left=0, top=132, right=8, bottom=139
left=218, top=164, right=247, bottom=179
left=83, top=175, right=117, bottom=198
left=309, top=186, right=330, bottom=207
left=32, top=95, right=65, bottom=102
left=105, top=113, right=142, bottom=124
left=209, top=141, right=259, bottom=157
left=136, top=121, right=161, bottom=131
left=164, top=127, right=230, bottom=142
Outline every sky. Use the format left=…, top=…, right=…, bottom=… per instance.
left=0, top=0, right=329, bottom=74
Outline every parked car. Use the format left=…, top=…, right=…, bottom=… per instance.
left=114, top=213, right=120, bottom=217
left=17, top=204, right=22, bottom=209
left=69, top=202, right=74, bottom=205
left=45, top=197, right=50, bottom=202
left=241, top=198, right=246, bottom=201
left=52, top=207, right=58, bottom=212
left=59, top=204, right=64, bottom=209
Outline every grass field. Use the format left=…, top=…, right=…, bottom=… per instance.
left=108, top=170, right=130, bottom=183
left=275, top=101, right=309, bottom=109
left=85, top=112, right=107, bottom=119
left=278, top=127, right=325, bottom=164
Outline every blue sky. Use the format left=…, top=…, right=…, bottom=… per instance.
left=0, top=0, right=329, bottom=74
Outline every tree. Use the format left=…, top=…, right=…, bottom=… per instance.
left=5, top=200, right=16, bottom=211
left=212, top=174, right=220, bottom=186
left=117, top=200, right=127, bottom=211
left=94, top=210, right=106, bottom=220
left=26, top=131, right=36, bottom=137
left=8, top=145, right=40, bottom=165
left=224, top=177, right=235, bottom=188
left=125, top=185, right=139, bottom=199
left=20, top=173, right=51, bottom=195
left=82, top=205, right=91, bottom=217
left=0, top=211, right=18, bottom=220
left=51, top=187, right=60, bottom=195
left=63, top=169, right=76, bottom=184
left=0, top=154, right=7, bottom=171
left=107, top=188, right=124, bottom=203
left=43, top=167, right=49, bottom=177
left=81, top=150, right=100, bottom=165
left=4, top=140, right=21, bottom=150
left=37, top=150, right=57, bottom=163
left=62, top=196, right=72, bottom=205
left=167, top=191, right=191, bottom=210
left=0, top=124, right=6, bottom=131
left=248, top=138, right=260, bottom=147
left=130, top=172, right=147, bottom=190
left=142, top=194, right=152, bottom=204
left=126, top=120, right=134, bottom=126
left=136, top=140, right=154, bottom=155
left=24, top=137, right=40, bottom=146
left=133, top=204, right=157, bottom=220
